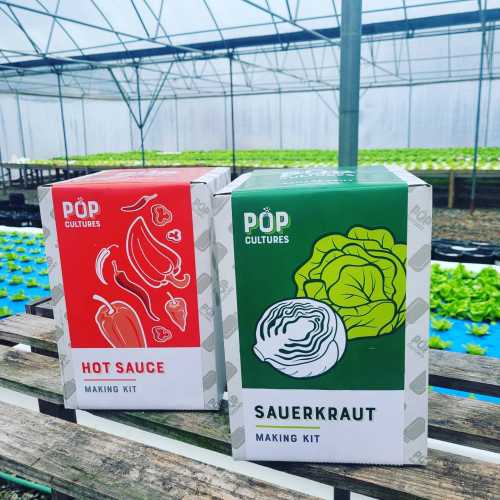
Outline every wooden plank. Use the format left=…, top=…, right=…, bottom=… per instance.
left=0, top=401, right=312, bottom=500
left=0, top=346, right=61, bottom=404
left=429, top=350, right=500, bottom=397
left=3, top=313, right=499, bottom=396
left=0, top=345, right=498, bottom=455
left=0, top=374, right=499, bottom=500
left=0, top=314, right=57, bottom=353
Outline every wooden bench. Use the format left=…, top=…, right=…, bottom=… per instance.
left=0, top=307, right=499, bottom=499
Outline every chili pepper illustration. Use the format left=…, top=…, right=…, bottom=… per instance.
left=126, top=216, right=190, bottom=289
left=93, top=294, right=146, bottom=348
left=111, top=260, right=160, bottom=321
left=152, top=325, right=173, bottom=343
left=165, top=292, right=187, bottom=332
left=121, top=194, right=158, bottom=212
left=151, top=204, right=172, bottom=227
left=166, top=229, right=182, bottom=243
left=95, top=244, right=118, bottom=285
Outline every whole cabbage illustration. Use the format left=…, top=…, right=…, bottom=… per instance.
left=295, top=227, right=406, bottom=340
left=254, top=298, right=346, bottom=378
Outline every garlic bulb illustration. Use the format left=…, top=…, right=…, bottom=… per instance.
left=254, top=298, right=346, bottom=378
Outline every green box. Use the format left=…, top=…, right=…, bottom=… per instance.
left=215, top=167, right=432, bottom=464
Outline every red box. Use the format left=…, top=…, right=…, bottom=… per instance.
left=39, top=167, right=229, bottom=409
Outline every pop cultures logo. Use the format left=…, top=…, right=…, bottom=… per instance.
left=62, top=197, right=102, bottom=228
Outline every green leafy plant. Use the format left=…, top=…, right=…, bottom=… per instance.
left=25, top=278, right=40, bottom=288
left=29, top=248, right=41, bottom=254
left=25, top=239, right=36, bottom=246
left=466, top=323, right=490, bottom=336
left=34, top=257, right=46, bottom=264
left=0, top=287, right=8, bottom=298
left=41, top=283, right=50, bottom=290
left=0, top=275, right=6, bottom=282
left=295, top=226, right=406, bottom=339
left=3, top=244, right=14, bottom=251
left=15, top=246, right=25, bottom=253
left=463, top=343, right=487, bottom=356
left=21, top=266, right=33, bottom=274
left=8, top=275, right=24, bottom=285
left=431, top=264, right=499, bottom=322
left=19, top=255, right=32, bottom=263
left=9, top=290, right=28, bottom=302
left=431, top=316, right=453, bottom=331
left=429, top=335, right=453, bottom=350
left=38, top=269, right=48, bottom=276
left=4, top=252, right=18, bottom=261
left=6, top=262, right=21, bottom=272
left=0, top=306, right=12, bottom=317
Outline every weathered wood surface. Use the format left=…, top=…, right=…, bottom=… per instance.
left=0, top=345, right=499, bottom=455
left=3, top=313, right=499, bottom=397
left=0, top=346, right=61, bottom=404
left=0, top=401, right=313, bottom=500
left=27, top=297, right=53, bottom=319
left=429, top=349, right=500, bottom=397
left=0, top=345, right=499, bottom=499
left=0, top=314, right=57, bottom=353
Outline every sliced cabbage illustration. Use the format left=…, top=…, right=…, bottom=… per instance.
left=254, top=298, right=346, bottom=378
left=295, top=226, right=407, bottom=340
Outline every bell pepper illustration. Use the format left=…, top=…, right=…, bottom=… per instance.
left=93, top=294, right=146, bottom=348
left=165, top=292, right=187, bottom=332
left=126, top=216, right=190, bottom=289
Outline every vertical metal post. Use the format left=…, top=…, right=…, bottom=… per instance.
left=407, top=85, right=412, bottom=148
left=174, top=97, right=180, bottom=152
left=56, top=71, right=70, bottom=170
left=470, top=15, right=486, bottom=213
left=278, top=91, right=283, bottom=150
left=81, top=98, right=88, bottom=156
left=135, top=64, right=145, bottom=167
left=0, top=143, right=6, bottom=193
left=15, top=92, right=26, bottom=158
left=338, top=0, right=362, bottom=169
left=223, top=94, right=228, bottom=150
left=229, top=55, right=237, bottom=178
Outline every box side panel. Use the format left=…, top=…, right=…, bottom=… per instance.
left=191, top=183, right=222, bottom=409
left=214, top=193, right=246, bottom=459
left=38, top=186, right=78, bottom=408
left=403, top=184, right=432, bottom=464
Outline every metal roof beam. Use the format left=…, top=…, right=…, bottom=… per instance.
left=3, top=8, right=500, bottom=72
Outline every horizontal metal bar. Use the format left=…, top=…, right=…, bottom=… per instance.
left=2, top=8, right=500, bottom=72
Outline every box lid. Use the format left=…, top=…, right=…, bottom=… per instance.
left=47, top=167, right=216, bottom=187
left=216, top=166, right=428, bottom=195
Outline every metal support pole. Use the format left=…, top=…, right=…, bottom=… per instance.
left=338, top=0, right=362, bottom=169
left=470, top=16, right=486, bottom=213
left=135, top=64, right=145, bottom=167
left=81, top=98, right=88, bottom=156
left=223, top=94, right=228, bottom=150
left=15, top=92, right=26, bottom=158
left=56, top=71, right=70, bottom=170
left=278, top=91, right=283, bottom=149
left=174, top=97, right=180, bottom=152
left=407, top=85, right=412, bottom=148
left=0, top=143, right=6, bottom=193
left=229, top=55, right=237, bottom=179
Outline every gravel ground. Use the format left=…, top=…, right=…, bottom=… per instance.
left=0, top=481, right=48, bottom=500
left=433, top=208, right=500, bottom=244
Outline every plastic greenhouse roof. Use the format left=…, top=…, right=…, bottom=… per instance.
left=0, top=0, right=499, bottom=100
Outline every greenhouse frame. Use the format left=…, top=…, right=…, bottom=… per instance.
left=0, top=1, right=499, bottom=201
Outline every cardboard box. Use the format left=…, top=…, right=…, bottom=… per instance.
left=39, top=167, right=230, bottom=410
left=214, top=166, right=432, bottom=464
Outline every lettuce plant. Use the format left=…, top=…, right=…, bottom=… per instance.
left=9, top=290, right=28, bottom=302
left=429, top=335, right=452, bottom=350
left=0, top=306, right=12, bottom=317
left=431, top=264, right=499, bottom=322
left=431, top=316, right=453, bottom=331
left=0, top=287, right=7, bottom=298
left=295, top=226, right=406, bottom=339
left=466, top=323, right=489, bottom=336
left=463, top=343, right=487, bottom=356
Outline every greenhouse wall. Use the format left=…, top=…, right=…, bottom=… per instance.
left=1, top=79, right=499, bottom=161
